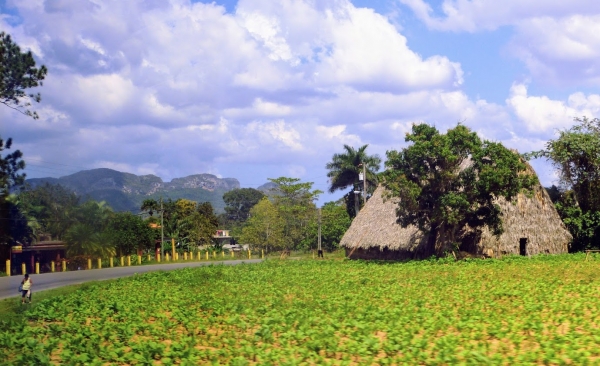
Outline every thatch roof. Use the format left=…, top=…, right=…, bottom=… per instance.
left=341, top=164, right=572, bottom=259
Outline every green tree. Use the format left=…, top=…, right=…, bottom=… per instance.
left=529, top=117, right=600, bottom=250
left=0, top=137, right=27, bottom=256
left=63, top=200, right=114, bottom=258
left=240, top=197, right=285, bottom=252
left=326, top=144, right=381, bottom=217
left=382, top=123, right=537, bottom=256
left=223, top=188, right=265, bottom=223
left=268, top=177, right=322, bottom=250
left=107, top=212, right=154, bottom=256
left=18, top=183, right=80, bottom=240
left=301, top=201, right=352, bottom=251
left=1, top=32, right=48, bottom=119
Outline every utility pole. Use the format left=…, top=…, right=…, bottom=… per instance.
left=363, top=162, right=367, bottom=203
left=160, top=197, right=164, bottom=259
left=317, top=207, right=323, bottom=258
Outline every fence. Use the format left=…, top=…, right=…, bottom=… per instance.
left=4, top=248, right=263, bottom=276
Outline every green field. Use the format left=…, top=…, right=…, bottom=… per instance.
left=2, top=255, right=600, bottom=365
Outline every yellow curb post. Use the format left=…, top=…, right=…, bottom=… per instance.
left=166, top=253, right=170, bottom=262
left=110, top=257, right=114, bottom=268
left=205, top=251, right=208, bottom=260
left=231, top=250, right=234, bottom=258
left=222, top=251, right=224, bottom=258
left=87, top=259, right=92, bottom=270
left=120, top=257, right=124, bottom=267
left=171, top=238, right=175, bottom=261
left=36, top=262, right=40, bottom=274
left=248, top=249, right=251, bottom=259
left=21, top=263, right=26, bottom=275
left=97, top=258, right=102, bottom=269
left=5, top=260, right=10, bottom=276
left=176, top=252, right=179, bottom=261
left=138, top=255, right=141, bottom=265
left=51, top=261, right=55, bottom=273
left=213, top=251, right=216, bottom=259
left=184, top=252, right=187, bottom=260
left=157, top=253, right=161, bottom=262
left=127, top=256, right=131, bottom=266
left=147, top=254, right=151, bottom=262
left=62, top=260, right=66, bottom=272
left=262, top=249, right=264, bottom=259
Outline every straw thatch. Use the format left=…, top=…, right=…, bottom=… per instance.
left=341, top=164, right=572, bottom=260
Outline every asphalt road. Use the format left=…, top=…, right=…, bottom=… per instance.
left=0, top=259, right=263, bottom=300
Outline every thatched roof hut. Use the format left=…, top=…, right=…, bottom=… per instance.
left=341, top=171, right=572, bottom=260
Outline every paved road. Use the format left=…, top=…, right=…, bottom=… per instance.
left=0, top=259, right=263, bottom=300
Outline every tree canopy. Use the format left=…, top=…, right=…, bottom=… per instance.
left=528, top=117, right=600, bottom=250
left=381, top=123, right=537, bottom=256
left=0, top=32, right=47, bottom=119
left=325, top=144, right=381, bottom=217
left=223, top=188, right=265, bottom=224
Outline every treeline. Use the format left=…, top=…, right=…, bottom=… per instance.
left=1, top=183, right=220, bottom=259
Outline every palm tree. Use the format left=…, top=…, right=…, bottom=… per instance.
left=326, top=144, right=381, bottom=216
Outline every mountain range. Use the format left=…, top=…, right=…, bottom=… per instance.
left=25, top=168, right=252, bottom=213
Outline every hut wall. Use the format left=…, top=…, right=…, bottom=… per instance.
left=476, top=187, right=571, bottom=257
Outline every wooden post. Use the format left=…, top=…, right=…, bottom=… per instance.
left=97, top=258, right=102, bottom=269
left=5, top=260, right=10, bottom=276
left=21, top=262, right=26, bottom=275
left=87, top=258, right=92, bottom=270
left=51, top=261, right=55, bottom=273
left=62, top=260, right=66, bottom=272
left=172, top=238, right=175, bottom=261
left=110, top=257, right=114, bottom=268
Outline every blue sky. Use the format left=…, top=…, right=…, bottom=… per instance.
left=3, top=0, right=600, bottom=205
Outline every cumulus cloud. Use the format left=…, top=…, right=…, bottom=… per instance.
left=507, top=83, right=600, bottom=133
left=1, top=0, right=586, bottom=198
left=398, top=1, right=600, bottom=86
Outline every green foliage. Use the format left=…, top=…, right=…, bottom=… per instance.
left=107, top=212, right=154, bottom=256
left=240, top=197, right=285, bottom=252
left=301, top=201, right=352, bottom=251
left=529, top=117, right=600, bottom=250
left=382, top=123, right=537, bottom=255
left=222, top=188, right=265, bottom=225
left=0, top=32, right=48, bottom=119
left=4, top=255, right=600, bottom=364
left=325, top=144, right=381, bottom=217
left=266, top=177, right=322, bottom=250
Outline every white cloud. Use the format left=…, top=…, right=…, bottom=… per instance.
left=507, top=83, right=600, bottom=132
left=399, top=0, right=600, bottom=86
left=2, top=0, right=589, bottom=199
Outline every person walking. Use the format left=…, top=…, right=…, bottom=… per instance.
left=20, top=274, right=32, bottom=304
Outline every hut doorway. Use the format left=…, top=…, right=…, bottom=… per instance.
left=519, top=238, right=528, bottom=256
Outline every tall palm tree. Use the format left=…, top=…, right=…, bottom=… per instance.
left=326, top=144, right=381, bottom=216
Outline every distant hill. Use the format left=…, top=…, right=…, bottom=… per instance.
left=26, top=168, right=240, bottom=213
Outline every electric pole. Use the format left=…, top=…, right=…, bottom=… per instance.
left=363, top=162, right=367, bottom=203
left=318, top=207, right=322, bottom=258
left=160, top=197, right=164, bottom=259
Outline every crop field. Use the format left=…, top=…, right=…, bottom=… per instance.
left=2, top=255, right=600, bottom=365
